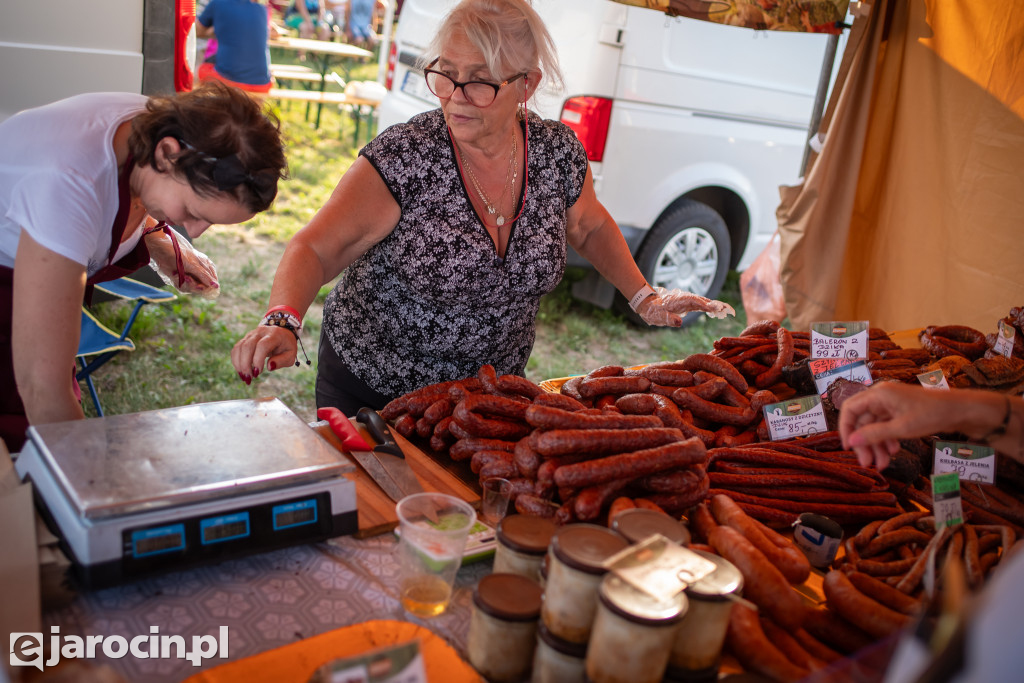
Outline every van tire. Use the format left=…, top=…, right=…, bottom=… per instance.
left=617, top=200, right=731, bottom=327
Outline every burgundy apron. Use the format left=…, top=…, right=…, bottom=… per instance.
left=0, top=155, right=166, bottom=452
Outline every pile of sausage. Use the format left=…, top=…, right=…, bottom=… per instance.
left=836, top=509, right=1017, bottom=592
left=706, top=437, right=905, bottom=528
left=380, top=364, right=711, bottom=522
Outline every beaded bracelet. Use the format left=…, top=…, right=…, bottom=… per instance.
left=259, top=309, right=311, bottom=367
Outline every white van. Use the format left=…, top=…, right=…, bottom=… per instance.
left=378, top=0, right=839, bottom=321
left=0, top=0, right=195, bottom=123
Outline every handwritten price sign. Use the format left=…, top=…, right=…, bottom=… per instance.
left=933, top=440, right=996, bottom=484
left=930, top=472, right=964, bottom=530
left=810, top=321, right=870, bottom=360
left=764, top=395, right=829, bottom=441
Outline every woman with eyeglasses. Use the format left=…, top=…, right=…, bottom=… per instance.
left=0, top=82, right=287, bottom=452
left=231, top=0, right=733, bottom=416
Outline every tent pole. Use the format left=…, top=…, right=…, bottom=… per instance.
left=800, top=33, right=841, bottom=178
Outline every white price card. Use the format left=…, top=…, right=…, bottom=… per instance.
left=603, top=534, right=716, bottom=601
left=993, top=319, right=1016, bottom=359
left=930, top=472, right=964, bottom=530
left=808, top=358, right=873, bottom=397
left=764, top=395, right=829, bottom=441
left=933, top=440, right=996, bottom=484
left=917, top=369, right=950, bottom=390
left=810, top=321, right=870, bottom=360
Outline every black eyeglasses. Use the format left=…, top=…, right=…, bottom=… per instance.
left=423, top=59, right=526, bottom=108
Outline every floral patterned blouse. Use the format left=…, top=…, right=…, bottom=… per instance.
left=321, top=108, right=589, bottom=399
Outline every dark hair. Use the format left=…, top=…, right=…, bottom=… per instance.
left=127, top=81, right=287, bottom=213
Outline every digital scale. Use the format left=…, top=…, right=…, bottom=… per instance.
left=14, top=398, right=358, bottom=589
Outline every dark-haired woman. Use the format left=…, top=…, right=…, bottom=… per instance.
left=0, top=82, right=287, bottom=451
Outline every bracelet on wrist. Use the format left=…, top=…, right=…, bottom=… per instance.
left=265, top=304, right=302, bottom=324
left=259, top=310, right=312, bottom=367
left=629, top=284, right=657, bottom=312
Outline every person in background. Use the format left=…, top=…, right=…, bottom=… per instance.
left=0, top=83, right=287, bottom=452
left=230, top=0, right=734, bottom=416
left=196, top=0, right=279, bottom=96
left=344, top=0, right=377, bottom=48
left=285, top=0, right=336, bottom=41
left=838, top=382, right=1024, bottom=469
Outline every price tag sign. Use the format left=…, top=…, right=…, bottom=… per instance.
left=917, top=369, right=950, bottom=390
left=993, top=319, right=1016, bottom=359
left=931, top=472, right=964, bottom=529
left=933, top=440, right=996, bottom=484
left=764, top=395, right=829, bottom=441
left=603, top=534, right=716, bottom=601
left=810, top=321, right=870, bottom=360
left=808, top=358, right=873, bottom=397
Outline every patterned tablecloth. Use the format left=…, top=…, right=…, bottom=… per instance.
left=43, top=534, right=492, bottom=682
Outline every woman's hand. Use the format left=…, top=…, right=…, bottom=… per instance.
left=636, top=287, right=736, bottom=327
left=145, top=229, right=220, bottom=298
left=231, top=325, right=298, bottom=384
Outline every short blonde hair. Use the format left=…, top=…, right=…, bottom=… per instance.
left=424, top=0, right=564, bottom=94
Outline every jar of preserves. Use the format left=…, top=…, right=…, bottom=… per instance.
left=585, top=573, right=687, bottom=683
left=531, top=621, right=587, bottom=683
left=494, top=514, right=557, bottom=581
left=541, top=524, right=629, bottom=644
left=665, top=549, right=744, bottom=682
left=467, top=573, right=544, bottom=682
left=611, top=508, right=691, bottom=546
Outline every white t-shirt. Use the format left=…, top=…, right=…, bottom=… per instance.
left=0, top=92, right=149, bottom=275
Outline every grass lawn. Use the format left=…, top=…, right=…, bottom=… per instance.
left=81, top=63, right=750, bottom=423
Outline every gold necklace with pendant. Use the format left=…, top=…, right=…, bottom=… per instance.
left=456, top=132, right=518, bottom=227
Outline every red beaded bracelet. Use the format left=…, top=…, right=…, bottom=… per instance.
left=265, top=304, right=302, bottom=323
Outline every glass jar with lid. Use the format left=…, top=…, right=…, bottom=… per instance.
left=665, top=548, right=744, bottom=682
left=467, top=573, right=544, bottom=682
left=494, top=514, right=557, bottom=582
left=611, top=508, right=691, bottom=546
left=541, top=524, right=629, bottom=644
left=585, top=573, right=688, bottom=683
left=531, top=621, right=587, bottom=683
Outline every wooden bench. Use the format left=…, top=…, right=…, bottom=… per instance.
left=268, top=88, right=381, bottom=144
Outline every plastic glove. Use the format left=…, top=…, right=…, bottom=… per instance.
left=636, top=286, right=736, bottom=327
left=146, top=229, right=220, bottom=299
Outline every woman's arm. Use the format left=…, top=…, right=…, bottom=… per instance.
left=11, top=232, right=87, bottom=425
left=565, top=166, right=647, bottom=301
left=231, top=156, right=400, bottom=375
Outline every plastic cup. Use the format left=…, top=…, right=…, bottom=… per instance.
left=396, top=492, right=477, bottom=618
left=481, top=477, right=513, bottom=527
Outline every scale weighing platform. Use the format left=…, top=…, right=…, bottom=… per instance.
left=14, top=398, right=358, bottom=589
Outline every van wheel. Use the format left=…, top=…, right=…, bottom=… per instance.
left=617, top=200, right=731, bottom=327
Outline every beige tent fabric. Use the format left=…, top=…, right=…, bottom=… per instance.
left=778, top=0, right=1024, bottom=334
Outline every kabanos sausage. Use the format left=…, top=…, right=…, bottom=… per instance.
left=672, top=389, right=756, bottom=426
left=756, top=327, right=795, bottom=389
left=578, top=375, right=652, bottom=398
left=725, top=603, right=809, bottom=683
left=639, top=366, right=695, bottom=386
left=843, top=570, right=922, bottom=616
left=525, top=404, right=662, bottom=430
left=708, top=524, right=805, bottom=630
left=822, top=570, right=912, bottom=639
left=681, top=353, right=749, bottom=393
left=533, top=391, right=587, bottom=412
left=615, top=392, right=660, bottom=415
left=553, top=438, right=707, bottom=488
left=533, top=427, right=684, bottom=457
left=496, top=373, right=544, bottom=399
left=449, top=437, right=518, bottom=462
left=710, top=493, right=810, bottom=584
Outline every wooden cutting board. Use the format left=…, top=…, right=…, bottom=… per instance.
left=310, top=419, right=480, bottom=539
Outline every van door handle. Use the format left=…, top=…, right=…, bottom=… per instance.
left=598, top=24, right=625, bottom=47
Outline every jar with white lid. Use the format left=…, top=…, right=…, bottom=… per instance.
left=540, top=524, right=629, bottom=644
left=467, top=573, right=543, bottom=682
left=611, top=507, right=691, bottom=546
left=531, top=621, right=587, bottom=683
left=585, top=573, right=687, bottom=683
left=665, top=548, right=744, bottom=682
left=494, top=514, right=557, bottom=582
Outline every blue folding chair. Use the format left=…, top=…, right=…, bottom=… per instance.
left=76, top=277, right=177, bottom=416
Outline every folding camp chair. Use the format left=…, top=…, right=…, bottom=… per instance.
left=76, top=277, right=176, bottom=416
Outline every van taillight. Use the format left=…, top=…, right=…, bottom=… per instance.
left=385, top=41, right=398, bottom=90
left=175, top=0, right=196, bottom=91
left=560, top=96, right=613, bottom=162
